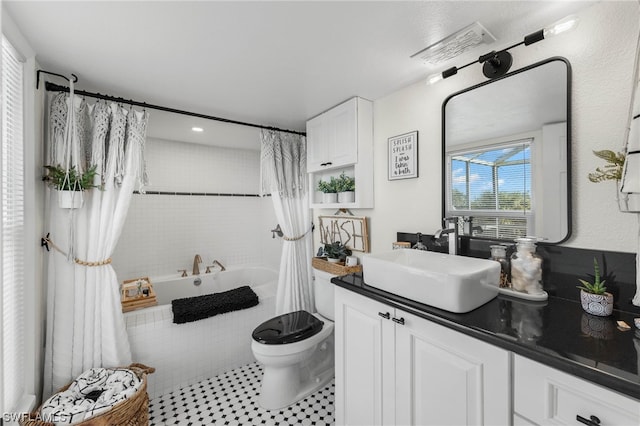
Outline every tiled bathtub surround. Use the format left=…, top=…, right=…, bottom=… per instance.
left=113, top=137, right=281, bottom=280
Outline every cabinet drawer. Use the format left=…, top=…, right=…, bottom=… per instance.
left=514, top=355, right=640, bottom=425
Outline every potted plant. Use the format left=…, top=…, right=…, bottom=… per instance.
left=588, top=149, right=639, bottom=212
left=317, top=176, right=338, bottom=203
left=335, top=172, right=355, bottom=203
left=323, top=241, right=352, bottom=263
left=577, top=258, right=613, bottom=317
left=44, top=164, right=99, bottom=208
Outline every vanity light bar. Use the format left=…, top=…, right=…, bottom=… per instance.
left=426, top=14, right=579, bottom=85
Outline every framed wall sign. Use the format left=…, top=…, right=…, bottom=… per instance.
left=388, top=131, right=418, bottom=180
left=318, top=215, right=369, bottom=252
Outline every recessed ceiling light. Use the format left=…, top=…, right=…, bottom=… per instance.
left=191, top=127, right=204, bottom=132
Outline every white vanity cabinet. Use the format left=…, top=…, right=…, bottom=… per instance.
left=335, top=286, right=511, bottom=426
left=307, top=97, right=374, bottom=208
left=514, top=355, right=640, bottom=425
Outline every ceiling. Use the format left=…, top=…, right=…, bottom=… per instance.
left=5, top=1, right=595, bottom=140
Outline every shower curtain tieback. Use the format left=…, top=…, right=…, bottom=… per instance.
left=42, top=234, right=113, bottom=266
left=283, top=228, right=312, bottom=242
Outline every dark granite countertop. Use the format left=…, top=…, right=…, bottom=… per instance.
left=332, top=272, right=640, bottom=401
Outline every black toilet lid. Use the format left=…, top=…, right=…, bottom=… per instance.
left=252, top=310, right=324, bottom=345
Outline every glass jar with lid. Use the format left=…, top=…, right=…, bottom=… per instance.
left=510, top=237, right=543, bottom=294
left=489, top=244, right=510, bottom=288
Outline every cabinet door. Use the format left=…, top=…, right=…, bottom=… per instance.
left=514, top=355, right=640, bottom=425
left=335, top=287, right=395, bottom=426
left=306, top=98, right=358, bottom=173
left=306, top=114, right=329, bottom=172
left=325, top=98, right=357, bottom=169
left=395, top=310, right=511, bottom=426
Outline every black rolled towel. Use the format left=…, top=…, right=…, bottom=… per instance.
left=171, top=285, right=259, bottom=324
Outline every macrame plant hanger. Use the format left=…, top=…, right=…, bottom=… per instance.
left=44, top=71, right=84, bottom=260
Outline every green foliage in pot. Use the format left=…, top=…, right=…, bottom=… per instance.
left=323, top=241, right=352, bottom=260
left=335, top=172, right=355, bottom=192
left=588, top=150, right=625, bottom=183
left=44, top=164, right=100, bottom=191
left=317, top=176, right=338, bottom=193
left=577, top=258, right=608, bottom=295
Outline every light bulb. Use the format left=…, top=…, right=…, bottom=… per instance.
left=543, top=15, right=579, bottom=38
left=426, top=72, right=444, bottom=85
left=191, top=127, right=204, bottom=132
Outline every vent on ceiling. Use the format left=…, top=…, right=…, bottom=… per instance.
left=411, top=22, right=496, bottom=66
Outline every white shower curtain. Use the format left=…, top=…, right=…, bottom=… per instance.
left=43, top=90, right=148, bottom=397
left=260, top=129, right=315, bottom=315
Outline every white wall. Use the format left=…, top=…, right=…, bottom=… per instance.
left=315, top=1, right=640, bottom=255
left=112, top=137, right=282, bottom=281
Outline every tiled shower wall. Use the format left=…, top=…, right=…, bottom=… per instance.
left=112, top=137, right=282, bottom=281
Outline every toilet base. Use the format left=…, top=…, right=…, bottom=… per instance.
left=257, top=334, right=334, bottom=410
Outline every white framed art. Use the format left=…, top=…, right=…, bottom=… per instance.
left=388, top=131, right=418, bottom=180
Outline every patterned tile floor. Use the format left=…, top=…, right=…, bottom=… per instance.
left=149, top=363, right=335, bottom=425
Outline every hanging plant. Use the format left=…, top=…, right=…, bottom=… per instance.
left=43, top=164, right=100, bottom=209
left=587, top=149, right=640, bottom=212
left=43, top=164, right=100, bottom=191
left=587, top=150, right=625, bottom=182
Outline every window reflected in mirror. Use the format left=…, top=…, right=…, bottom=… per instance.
left=448, top=139, right=531, bottom=239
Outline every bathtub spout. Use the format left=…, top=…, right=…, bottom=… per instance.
left=193, top=254, right=202, bottom=275
left=212, top=259, right=226, bottom=271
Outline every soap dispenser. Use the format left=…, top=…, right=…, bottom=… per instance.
left=510, top=237, right=543, bottom=294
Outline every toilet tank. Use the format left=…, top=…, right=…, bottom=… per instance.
left=313, top=269, right=336, bottom=321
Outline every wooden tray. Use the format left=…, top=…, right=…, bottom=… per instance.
left=121, top=277, right=157, bottom=312
left=312, top=257, right=362, bottom=275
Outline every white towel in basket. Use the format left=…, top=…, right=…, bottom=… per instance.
left=40, top=367, right=142, bottom=424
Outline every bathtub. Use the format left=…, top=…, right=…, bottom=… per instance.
left=124, top=265, right=278, bottom=398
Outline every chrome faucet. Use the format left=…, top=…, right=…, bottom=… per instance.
left=193, top=254, right=202, bottom=275
left=212, top=259, right=226, bottom=271
left=462, top=216, right=483, bottom=236
left=434, top=217, right=459, bottom=255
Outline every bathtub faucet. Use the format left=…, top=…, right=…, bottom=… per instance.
left=212, top=259, right=226, bottom=271
left=193, top=254, right=202, bottom=275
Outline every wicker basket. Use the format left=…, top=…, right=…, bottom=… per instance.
left=312, top=257, right=362, bottom=275
left=20, top=363, right=155, bottom=426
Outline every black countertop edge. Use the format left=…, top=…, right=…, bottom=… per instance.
left=331, top=274, right=640, bottom=401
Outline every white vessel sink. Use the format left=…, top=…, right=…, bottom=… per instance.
left=362, top=250, right=500, bottom=313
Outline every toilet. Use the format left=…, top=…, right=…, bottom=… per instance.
left=251, top=269, right=336, bottom=410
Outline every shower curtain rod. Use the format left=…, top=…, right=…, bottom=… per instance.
left=44, top=81, right=306, bottom=136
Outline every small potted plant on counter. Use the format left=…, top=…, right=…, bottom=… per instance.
left=317, top=176, right=338, bottom=204
left=44, top=164, right=99, bottom=209
left=336, top=172, right=355, bottom=203
left=323, top=241, right=352, bottom=264
left=577, top=258, right=613, bottom=317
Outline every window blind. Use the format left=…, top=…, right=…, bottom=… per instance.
left=448, top=139, right=532, bottom=238
left=1, top=35, right=25, bottom=416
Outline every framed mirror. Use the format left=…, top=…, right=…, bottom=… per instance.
left=442, top=57, right=571, bottom=244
